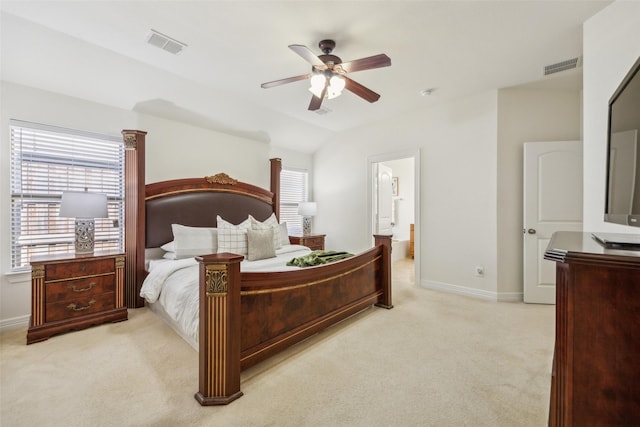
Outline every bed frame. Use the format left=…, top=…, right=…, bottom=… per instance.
left=122, top=131, right=392, bottom=405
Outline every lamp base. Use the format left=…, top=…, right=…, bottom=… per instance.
left=74, top=218, right=96, bottom=254
left=302, top=216, right=312, bottom=236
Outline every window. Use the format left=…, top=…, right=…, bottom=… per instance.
left=279, top=168, right=308, bottom=236
left=10, top=120, right=124, bottom=271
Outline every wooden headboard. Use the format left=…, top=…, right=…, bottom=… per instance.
left=121, top=128, right=282, bottom=308
left=145, top=175, right=277, bottom=248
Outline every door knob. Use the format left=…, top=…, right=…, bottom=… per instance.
left=527, top=229, right=536, bottom=234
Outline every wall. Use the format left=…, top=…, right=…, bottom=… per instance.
left=496, top=88, right=582, bottom=299
left=0, top=81, right=311, bottom=329
left=583, top=1, right=640, bottom=232
left=314, top=91, right=500, bottom=300
left=314, top=85, right=583, bottom=302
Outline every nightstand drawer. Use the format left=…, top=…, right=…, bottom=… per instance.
left=45, top=275, right=115, bottom=303
left=46, top=258, right=114, bottom=281
left=28, top=251, right=127, bottom=344
left=303, top=237, right=324, bottom=249
left=46, top=292, right=115, bottom=322
left=289, top=234, right=325, bottom=251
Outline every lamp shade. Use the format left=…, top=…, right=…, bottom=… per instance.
left=309, top=74, right=327, bottom=98
left=59, top=191, right=108, bottom=218
left=327, top=75, right=346, bottom=99
left=298, top=202, right=317, bottom=217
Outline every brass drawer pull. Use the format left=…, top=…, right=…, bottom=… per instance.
left=66, top=300, right=96, bottom=312
left=68, top=282, right=95, bottom=293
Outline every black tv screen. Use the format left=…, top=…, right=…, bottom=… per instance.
left=604, top=56, right=640, bottom=227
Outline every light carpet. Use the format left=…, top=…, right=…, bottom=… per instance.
left=0, top=259, right=554, bottom=426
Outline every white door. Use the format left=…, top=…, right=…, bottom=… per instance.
left=523, top=141, right=583, bottom=304
left=376, top=164, right=393, bottom=235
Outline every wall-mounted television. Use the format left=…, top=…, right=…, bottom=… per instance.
left=604, top=56, right=640, bottom=227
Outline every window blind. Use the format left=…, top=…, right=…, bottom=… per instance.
left=279, top=168, right=308, bottom=236
left=10, top=120, right=124, bottom=271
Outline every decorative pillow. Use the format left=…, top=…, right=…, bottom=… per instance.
left=163, top=251, right=177, bottom=260
left=170, top=224, right=218, bottom=259
left=249, top=213, right=281, bottom=250
left=161, top=241, right=175, bottom=252
left=279, top=222, right=289, bottom=247
left=247, top=228, right=276, bottom=261
left=217, top=215, right=251, bottom=255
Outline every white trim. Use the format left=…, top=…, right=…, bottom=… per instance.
left=497, top=292, right=524, bottom=303
left=0, top=315, right=30, bottom=332
left=5, top=271, right=31, bottom=284
left=419, top=280, right=523, bottom=302
left=420, top=279, right=498, bottom=301
left=420, top=279, right=524, bottom=302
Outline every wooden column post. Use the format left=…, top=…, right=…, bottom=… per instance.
left=114, top=254, right=126, bottom=309
left=29, top=264, right=45, bottom=328
left=270, top=158, right=282, bottom=220
left=194, top=253, right=244, bottom=406
left=122, top=129, right=147, bottom=308
left=373, top=234, right=393, bottom=309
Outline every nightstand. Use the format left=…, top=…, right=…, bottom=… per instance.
left=27, top=251, right=128, bottom=344
left=289, top=234, right=326, bottom=251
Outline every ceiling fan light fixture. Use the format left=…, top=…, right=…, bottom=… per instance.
left=263, top=40, right=390, bottom=110
left=328, top=75, right=346, bottom=99
left=309, top=73, right=326, bottom=97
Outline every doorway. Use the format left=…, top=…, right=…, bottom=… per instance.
left=368, top=150, right=420, bottom=285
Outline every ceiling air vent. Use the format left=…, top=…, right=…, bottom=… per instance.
left=544, top=56, right=582, bottom=76
left=146, top=29, right=187, bottom=55
left=315, top=107, right=332, bottom=115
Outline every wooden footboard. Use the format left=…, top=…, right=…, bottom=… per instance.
left=194, top=235, right=393, bottom=405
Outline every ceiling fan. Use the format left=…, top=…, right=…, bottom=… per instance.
left=261, top=39, right=391, bottom=111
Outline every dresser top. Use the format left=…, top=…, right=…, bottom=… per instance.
left=545, top=231, right=640, bottom=264
left=30, top=250, right=125, bottom=265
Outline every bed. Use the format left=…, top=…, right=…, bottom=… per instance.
left=122, top=138, right=392, bottom=405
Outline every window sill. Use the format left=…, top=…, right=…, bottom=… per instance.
left=4, top=270, right=31, bottom=284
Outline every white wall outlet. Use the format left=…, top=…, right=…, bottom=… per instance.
left=474, top=265, right=484, bottom=276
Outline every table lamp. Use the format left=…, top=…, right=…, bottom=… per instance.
left=298, top=202, right=317, bottom=236
left=59, top=191, right=108, bottom=254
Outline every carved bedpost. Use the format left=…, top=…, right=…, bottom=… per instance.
left=373, top=234, right=393, bottom=309
left=270, top=158, right=282, bottom=220
left=194, top=253, right=244, bottom=406
left=122, top=129, right=147, bottom=308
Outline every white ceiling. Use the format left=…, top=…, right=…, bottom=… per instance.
left=0, top=1, right=610, bottom=153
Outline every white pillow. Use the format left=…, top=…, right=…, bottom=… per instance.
left=249, top=213, right=281, bottom=250
left=217, top=215, right=251, bottom=255
left=247, top=228, right=276, bottom=261
left=279, top=222, right=289, bottom=247
left=170, top=224, right=218, bottom=259
left=161, top=241, right=175, bottom=252
left=163, top=251, right=177, bottom=260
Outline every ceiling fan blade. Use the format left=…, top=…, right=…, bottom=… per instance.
left=308, top=85, right=327, bottom=111
left=261, top=73, right=311, bottom=89
left=344, top=77, right=381, bottom=103
left=337, top=54, right=391, bottom=74
left=289, top=44, right=328, bottom=71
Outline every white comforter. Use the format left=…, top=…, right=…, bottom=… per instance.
left=140, top=245, right=311, bottom=345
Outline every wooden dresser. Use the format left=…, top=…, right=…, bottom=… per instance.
left=544, top=232, right=640, bottom=426
left=27, top=251, right=128, bottom=344
left=409, top=223, right=414, bottom=258
left=289, top=234, right=325, bottom=251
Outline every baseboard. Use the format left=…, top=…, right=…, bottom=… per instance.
left=0, top=315, right=29, bottom=333
left=496, top=291, right=524, bottom=302
left=419, top=280, right=522, bottom=302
